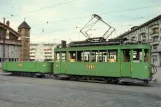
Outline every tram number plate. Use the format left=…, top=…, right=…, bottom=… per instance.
left=86, top=64, right=95, bottom=70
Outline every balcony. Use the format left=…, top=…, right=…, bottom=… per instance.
left=151, top=41, right=159, bottom=45
left=151, top=33, right=159, bottom=37
left=30, top=54, right=35, bottom=56
left=139, top=30, right=146, bottom=35
left=150, top=24, right=159, bottom=30
left=152, top=49, right=158, bottom=53
left=30, top=57, right=35, bottom=59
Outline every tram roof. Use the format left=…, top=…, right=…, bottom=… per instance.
left=54, top=43, right=151, bottom=51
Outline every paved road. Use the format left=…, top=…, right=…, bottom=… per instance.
left=153, top=67, right=161, bottom=83
left=0, top=73, right=161, bottom=107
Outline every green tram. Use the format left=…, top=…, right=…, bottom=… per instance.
left=54, top=43, right=153, bottom=84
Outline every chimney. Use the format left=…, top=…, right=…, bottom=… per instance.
left=3, top=17, right=5, bottom=24
left=6, top=21, right=10, bottom=27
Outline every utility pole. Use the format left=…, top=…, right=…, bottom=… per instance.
left=2, top=31, right=6, bottom=62
left=0, top=31, right=5, bottom=62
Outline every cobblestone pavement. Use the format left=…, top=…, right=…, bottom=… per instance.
left=0, top=72, right=161, bottom=107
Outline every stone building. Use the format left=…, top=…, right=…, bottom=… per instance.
left=0, top=19, right=31, bottom=69
left=18, top=21, right=31, bottom=61
left=116, top=15, right=161, bottom=66
left=0, top=19, right=21, bottom=68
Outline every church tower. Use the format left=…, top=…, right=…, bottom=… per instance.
left=18, top=21, right=31, bottom=61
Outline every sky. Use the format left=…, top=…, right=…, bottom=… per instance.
left=1, top=0, right=161, bottom=43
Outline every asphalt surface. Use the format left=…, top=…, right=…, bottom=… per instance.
left=0, top=68, right=160, bottom=107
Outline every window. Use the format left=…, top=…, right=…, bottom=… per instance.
left=150, top=28, right=159, bottom=35
left=76, top=51, right=84, bottom=62
left=122, top=50, right=130, bottom=62
left=153, top=37, right=158, bottom=42
left=44, top=52, right=52, bottom=54
left=55, top=52, right=60, bottom=62
left=133, top=49, right=142, bottom=62
left=98, top=50, right=107, bottom=62
left=83, top=51, right=90, bottom=62
left=153, top=45, right=158, bottom=49
left=152, top=55, right=157, bottom=63
left=108, top=50, right=117, bottom=62
left=69, top=51, right=76, bottom=62
left=144, top=49, right=149, bottom=62
left=61, top=52, right=66, bottom=62
left=90, top=50, right=97, bottom=62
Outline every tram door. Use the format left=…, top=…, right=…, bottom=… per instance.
left=121, top=50, right=131, bottom=77
left=54, top=52, right=66, bottom=74
left=60, top=52, right=67, bottom=74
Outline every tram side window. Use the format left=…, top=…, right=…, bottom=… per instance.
left=144, top=49, right=149, bottom=62
left=91, top=50, right=99, bottom=62
left=133, top=49, right=142, bottom=62
left=122, top=50, right=130, bottom=62
left=77, top=51, right=83, bottom=62
left=83, top=51, right=90, bottom=62
left=61, top=52, right=66, bottom=62
left=98, top=50, right=107, bottom=62
left=55, top=52, right=60, bottom=62
left=108, top=50, right=117, bottom=62
left=69, top=51, right=76, bottom=62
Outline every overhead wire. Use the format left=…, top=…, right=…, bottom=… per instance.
left=31, top=14, right=156, bottom=35
left=31, top=4, right=161, bottom=28
left=9, top=0, right=81, bottom=17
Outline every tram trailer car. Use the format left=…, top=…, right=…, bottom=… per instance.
left=3, top=62, right=53, bottom=77
left=54, top=43, right=154, bottom=84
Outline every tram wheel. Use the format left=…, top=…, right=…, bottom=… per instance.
left=143, top=80, right=149, bottom=84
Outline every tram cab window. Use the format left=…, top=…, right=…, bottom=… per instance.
left=144, top=49, right=149, bottom=62
left=108, top=50, right=117, bottom=62
left=122, top=50, right=130, bottom=62
left=61, top=52, right=66, bottom=62
left=55, top=52, right=60, bottom=62
left=133, top=49, right=142, bottom=62
left=69, top=51, right=76, bottom=62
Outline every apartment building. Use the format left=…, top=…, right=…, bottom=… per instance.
left=117, top=15, right=161, bottom=66
left=30, top=43, right=58, bottom=61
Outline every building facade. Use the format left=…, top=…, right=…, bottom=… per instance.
left=30, top=43, right=58, bottom=61
left=0, top=19, right=21, bottom=68
left=117, top=15, right=161, bottom=66
left=0, top=19, right=31, bottom=69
